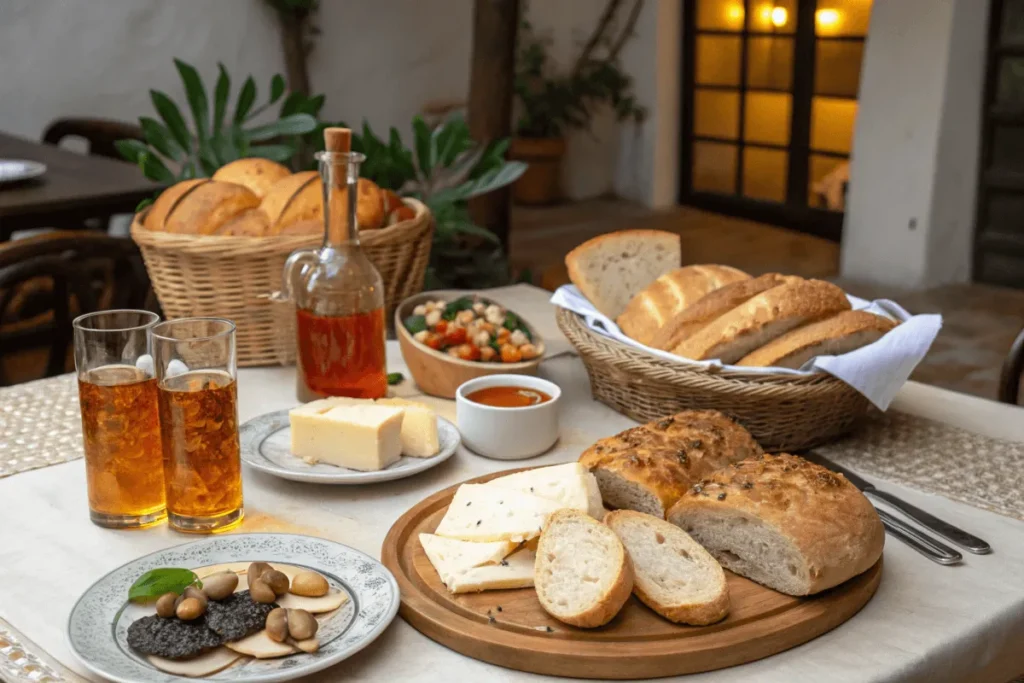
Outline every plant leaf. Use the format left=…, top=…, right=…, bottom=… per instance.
left=243, top=113, right=317, bottom=142
left=279, top=91, right=305, bottom=117
left=412, top=115, right=434, bottom=178
left=270, top=74, right=286, bottom=103
left=211, top=131, right=239, bottom=166
left=451, top=161, right=527, bottom=202
left=387, top=372, right=404, bottom=386
left=213, top=63, right=230, bottom=136
left=139, top=117, right=184, bottom=161
left=140, top=151, right=176, bottom=183
left=174, top=59, right=209, bottom=145
left=128, top=568, right=200, bottom=602
left=150, top=90, right=191, bottom=152
left=197, top=144, right=219, bottom=177
left=249, top=143, right=298, bottom=162
left=234, top=77, right=257, bottom=123
left=115, top=139, right=150, bottom=165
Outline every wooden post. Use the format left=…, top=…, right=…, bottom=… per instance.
left=467, top=0, right=519, bottom=251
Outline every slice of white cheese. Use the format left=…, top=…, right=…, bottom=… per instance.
left=147, top=648, right=241, bottom=677
left=419, top=533, right=516, bottom=585
left=378, top=398, right=440, bottom=457
left=485, top=463, right=605, bottom=519
left=289, top=404, right=403, bottom=471
left=447, top=547, right=537, bottom=594
left=434, top=484, right=563, bottom=543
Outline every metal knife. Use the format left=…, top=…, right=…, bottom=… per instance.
left=806, top=452, right=991, bottom=555
left=875, top=508, right=962, bottom=565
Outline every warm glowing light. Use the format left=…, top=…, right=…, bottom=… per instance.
left=726, top=3, right=745, bottom=27
left=770, top=6, right=788, bottom=27
left=816, top=8, right=841, bottom=27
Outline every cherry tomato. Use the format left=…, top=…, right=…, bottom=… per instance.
left=425, top=332, right=443, bottom=350
left=444, top=326, right=468, bottom=346
left=457, top=343, right=481, bottom=361
left=434, top=320, right=448, bottom=335
left=500, top=344, right=522, bottom=363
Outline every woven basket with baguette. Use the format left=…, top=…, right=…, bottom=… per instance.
left=131, top=158, right=432, bottom=367
left=560, top=230, right=900, bottom=451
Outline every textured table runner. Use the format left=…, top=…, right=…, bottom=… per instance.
left=0, top=374, right=82, bottom=479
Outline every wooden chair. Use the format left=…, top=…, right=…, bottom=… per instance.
left=42, top=117, right=144, bottom=160
left=0, top=231, right=156, bottom=385
left=999, top=328, right=1024, bottom=405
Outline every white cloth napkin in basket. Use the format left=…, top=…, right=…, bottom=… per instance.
left=550, top=285, right=942, bottom=410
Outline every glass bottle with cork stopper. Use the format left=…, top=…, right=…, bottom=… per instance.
left=281, top=127, right=387, bottom=401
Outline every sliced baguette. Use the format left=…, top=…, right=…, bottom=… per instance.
left=565, top=230, right=681, bottom=318
left=617, top=265, right=750, bottom=346
left=605, top=510, right=729, bottom=625
left=534, top=509, right=634, bottom=628
left=672, top=278, right=851, bottom=364
left=736, top=310, right=898, bottom=368
left=648, top=273, right=796, bottom=351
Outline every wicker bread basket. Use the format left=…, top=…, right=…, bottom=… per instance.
left=556, top=307, right=872, bottom=452
left=131, top=198, right=432, bottom=367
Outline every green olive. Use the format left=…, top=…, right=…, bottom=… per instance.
left=262, top=569, right=290, bottom=596
left=249, top=578, right=277, bottom=604
left=247, top=562, right=272, bottom=588
left=290, top=571, right=329, bottom=597
left=286, top=608, right=318, bottom=640
left=265, top=608, right=288, bottom=643
left=176, top=597, right=206, bottom=621
left=202, top=572, right=239, bottom=601
left=155, top=592, right=178, bottom=618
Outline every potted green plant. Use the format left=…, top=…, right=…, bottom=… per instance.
left=511, top=1, right=646, bottom=205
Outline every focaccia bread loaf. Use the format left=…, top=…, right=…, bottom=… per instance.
left=672, top=278, right=850, bottom=364
left=579, top=410, right=763, bottom=518
left=667, top=453, right=884, bottom=596
left=565, top=230, right=681, bottom=319
left=617, top=265, right=750, bottom=346
left=648, top=273, right=796, bottom=351
left=736, top=309, right=898, bottom=369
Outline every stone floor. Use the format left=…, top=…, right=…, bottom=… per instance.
left=510, top=198, right=1024, bottom=404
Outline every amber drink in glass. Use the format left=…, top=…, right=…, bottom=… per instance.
left=73, top=310, right=165, bottom=528
left=152, top=318, right=243, bottom=533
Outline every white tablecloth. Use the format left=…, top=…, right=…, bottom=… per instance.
left=1, top=285, right=1023, bottom=683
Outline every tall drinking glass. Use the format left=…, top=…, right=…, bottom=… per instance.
left=73, top=310, right=165, bottom=528
left=151, top=318, right=244, bottom=533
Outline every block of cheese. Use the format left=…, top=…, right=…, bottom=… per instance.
left=485, top=463, right=605, bottom=519
left=446, top=547, right=537, bottom=594
left=378, top=398, right=440, bottom=457
left=289, top=404, right=404, bottom=471
left=418, top=533, right=516, bottom=586
left=434, top=484, right=563, bottom=543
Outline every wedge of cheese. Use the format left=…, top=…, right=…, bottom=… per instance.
left=434, top=484, right=563, bottom=543
left=447, top=547, right=537, bottom=594
left=378, top=397, right=440, bottom=457
left=289, top=403, right=403, bottom=471
left=419, top=533, right=516, bottom=585
left=485, top=462, right=605, bottom=519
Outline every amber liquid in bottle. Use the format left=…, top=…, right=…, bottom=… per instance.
left=296, top=307, right=387, bottom=399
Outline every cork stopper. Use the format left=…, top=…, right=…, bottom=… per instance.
left=323, top=127, right=351, bottom=154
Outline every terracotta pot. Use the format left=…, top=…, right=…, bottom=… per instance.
left=508, top=137, right=567, bottom=206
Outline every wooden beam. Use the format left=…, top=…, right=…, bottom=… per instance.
left=467, top=0, right=519, bottom=250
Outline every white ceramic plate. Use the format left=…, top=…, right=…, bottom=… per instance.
left=0, top=159, right=46, bottom=184
left=67, top=533, right=400, bottom=683
left=239, top=409, right=459, bottom=484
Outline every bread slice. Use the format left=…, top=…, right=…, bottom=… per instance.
left=648, top=273, right=796, bottom=351
left=672, top=279, right=851, bottom=364
left=617, top=265, right=750, bottom=346
left=736, top=310, right=898, bottom=369
left=534, top=509, right=633, bottom=628
left=579, top=410, right=763, bottom=518
left=565, top=230, right=681, bottom=318
left=666, top=453, right=884, bottom=596
left=605, top=510, right=729, bottom=625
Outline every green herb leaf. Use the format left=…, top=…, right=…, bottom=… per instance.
left=234, top=77, right=257, bottom=123
left=139, top=117, right=185, bottom=162
left=128, top=568, right=199, bottom=602
left=115, top=139, right=149, bottom=165
left=404, top=314, right=427, bottom=335
left=213, top=63, right=231, bottom=137
left=140, top=152, right=176, bottom=183
left=149, top=90, right=191, bottom=152
left=174, top=59, right=210, bottom=146
left=442, top=297, right=474, bottom=321
left=386, top=372, right=404, bottom=386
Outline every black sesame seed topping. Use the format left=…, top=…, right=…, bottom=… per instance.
left=466, top=501, right=471, bottom=506
left=496, top=605, right=503, bottom=612
left=488, top=615, right=496, bottom=624
left=545, top=626, right=554, bottom=632
left=500, top=559, right=509, bottom=566
left=718, top=492, right=727, bottom=500
left=691, top=439, right=703, bottom=448
left=743, top=482, right=753, bottom=489
left=476, top=520, right=481, bottom=525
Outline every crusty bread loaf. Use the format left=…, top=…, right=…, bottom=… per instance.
left=617, top=265, right=750, bottom=346
left=534, top=509, right=633, bottom=628
left=605, top=510, right=729, bottom=625
left=565, top=230, right=681, bottom=319
left=212, top=158, right=292, bottom=198
left=736, top=310, right=897, bottom=368
left=672, top=279, right=850, bottom=364
left=667, top=453, right=884, bottom=596
left=579, top=410, right=763, bottom=518
left=163, top=181, right=261, bottom=235
left=216, top=207, right=272, bottom=236
left=261, top=171, right=320, bottom=233
left=648, top=273, right=796, bottom=351
left=145, top=179, right=209, bottom=231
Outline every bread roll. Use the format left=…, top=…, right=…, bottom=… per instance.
left=672, top=279, right=850, bottom=364
left=145, top=179, right=209, bottom=231
left=579, top=410, right=763, bottom=518
left=648, top=273, right=794, bottom=351
left=212, top=158, right=292, bottom=198
left=737, top=310, right=898, bottom=369
left=667, top=453, right=884, bottom=596
left=163, top=181, right=260, bottom=235
left=216, top=208, right=272, bottom=236
left=617, top=265, right=750, bottom=346
left=260, top=171, right=320, bottom=233
left=565, top=230, right=681, bottom=318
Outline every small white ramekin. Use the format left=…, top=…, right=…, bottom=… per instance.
left=455, top=374, right=562, bottom=460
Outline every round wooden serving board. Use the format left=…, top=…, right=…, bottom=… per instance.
left=381, top=468, right=883, bottom=679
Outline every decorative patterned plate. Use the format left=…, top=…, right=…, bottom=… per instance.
left=67, top=533, right=400, bottom=683
left=0, top=159, right=46, bottom=184
left=239, top=409, right=460, bottom=484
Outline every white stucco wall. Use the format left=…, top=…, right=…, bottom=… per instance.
left=841, top=0, right=989, bottom=289
left=0, top=0, right=665, bottom=206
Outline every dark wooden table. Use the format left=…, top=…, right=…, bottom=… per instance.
left=0, top=132, right=159, bottom=239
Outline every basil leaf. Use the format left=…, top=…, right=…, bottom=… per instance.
left=387, top=372, right=404, bottom=386
left=404, top=314, right=427, bottom=335
left=128, top=568, right=200, bottom=602
left=503, top=311, right=520, bottom=331
left=442, top=297, right=474, bottom=320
